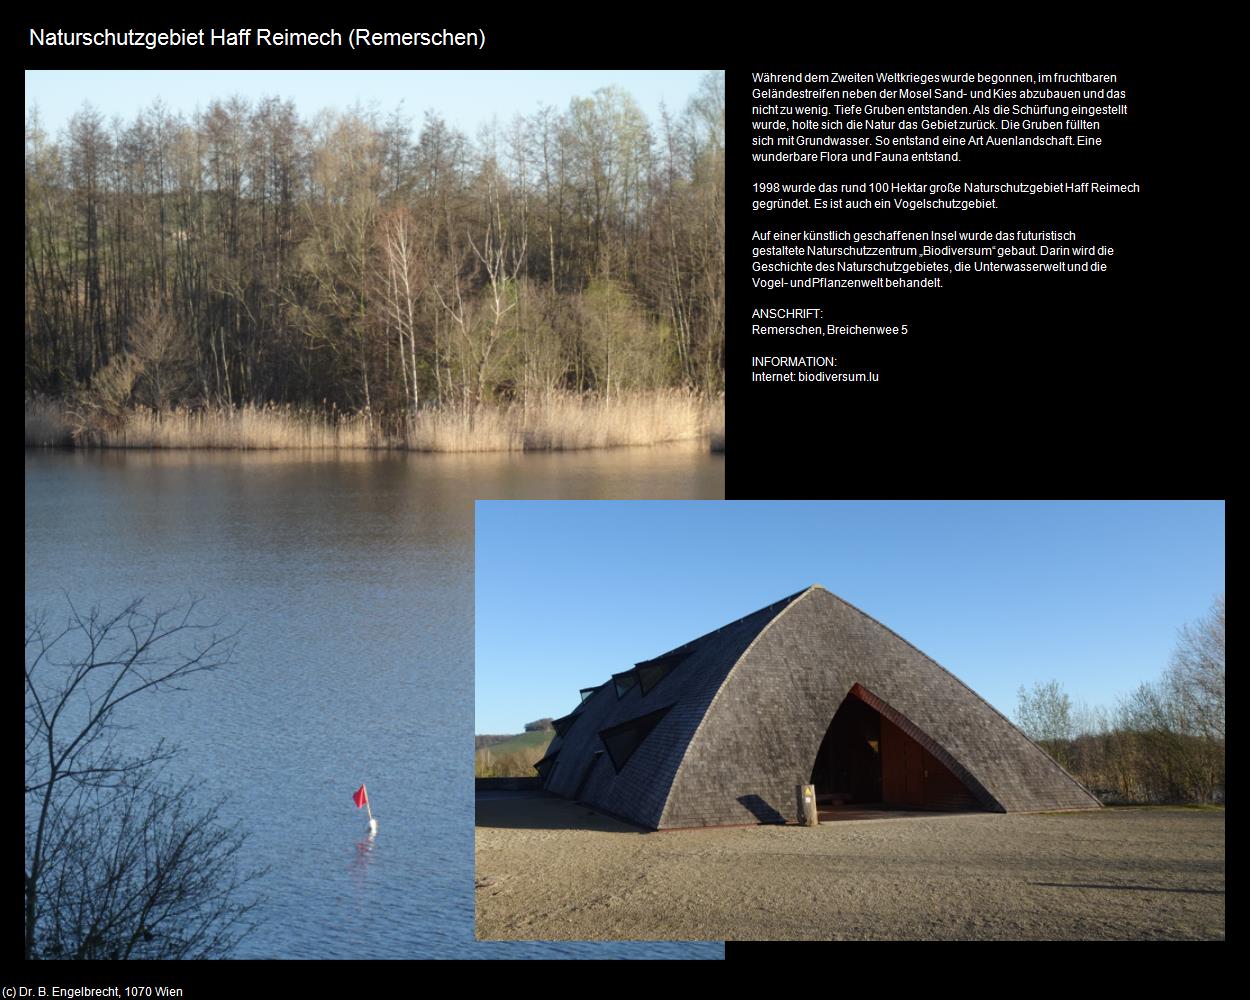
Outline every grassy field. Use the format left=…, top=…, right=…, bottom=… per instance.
left=482, top=732, right=556, bottom=757
left=475, top=731, right=555, bottom=779
left=25, top=391, right=724, bottom=454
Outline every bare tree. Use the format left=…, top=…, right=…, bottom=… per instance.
left=128, top=300, right=192, bottom=411
left=1015, top=679, right=1075, bottom=767
left=435, top=222, right=525, bottom=407
left=25, top=597, right=264, bottom=959
left=379, top=206, right=425, bottom=415
left=1018, top=597, right=1226, bottom=805
left=1166, top=594, right=1225, bottom=742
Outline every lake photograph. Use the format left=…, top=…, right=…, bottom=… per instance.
left=24, top=68, right=725, bottom=962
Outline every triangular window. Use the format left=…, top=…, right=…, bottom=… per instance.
left=637, top=651, right=689, bottom=695
left=599, top=704, right=674, bottom=773
left=552, top=711, right=580, bottom=737
left=612, top=670, right=639, bottom=699
left=533, top=751, right=559, bottom=782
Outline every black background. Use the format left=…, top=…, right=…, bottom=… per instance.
left=730, top=45, right=1221, bottom=499
left=20, top=14, right=1222, bottom=973
left=23, top=20, right=1221, bottom=497
left=734, top=53, right=1176, bottom=496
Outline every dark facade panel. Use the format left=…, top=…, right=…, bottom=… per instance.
left=573, top=751, right=606, bottom=800
left=879, top=714, right=980, bottom=810
left=853, top=683, right=992, bottom=810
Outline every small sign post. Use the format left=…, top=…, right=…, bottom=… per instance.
left=797, top=783, right=818, bottom=826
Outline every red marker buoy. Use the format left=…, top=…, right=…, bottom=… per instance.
left=353, top=783, right=378, bottom=835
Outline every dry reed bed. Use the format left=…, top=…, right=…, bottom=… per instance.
left=25, top=392, right=724, bottom=453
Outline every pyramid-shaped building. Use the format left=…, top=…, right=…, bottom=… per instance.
left=536, top=586, right=1100, bottom=829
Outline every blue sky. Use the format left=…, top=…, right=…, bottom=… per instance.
left=475, top=500, right=1224, bottom=734
left=25, top=69, right=713, bottom=138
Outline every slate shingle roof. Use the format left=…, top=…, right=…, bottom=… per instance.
left=541, top=586, right=1101, bottom=829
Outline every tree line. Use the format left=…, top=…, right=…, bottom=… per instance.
left=25, top=74, right=725, bottom=422
left=1016, top=596, right=1225, bottom=804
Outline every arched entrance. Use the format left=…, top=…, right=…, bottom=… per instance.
left=809, top=684, right=986, bottom=815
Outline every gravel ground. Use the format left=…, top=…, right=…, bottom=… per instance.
left=475, top=796, right=1224, bottom=941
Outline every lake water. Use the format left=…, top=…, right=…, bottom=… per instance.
left=24, top=448, right=724, bottom=960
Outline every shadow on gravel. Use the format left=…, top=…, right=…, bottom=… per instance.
left=475, top=792, right=646, bottom=833
left=1028, top=882, right=1224, bottom=895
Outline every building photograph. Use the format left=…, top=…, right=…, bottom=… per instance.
left=475, top=500, right=1224, bottom=941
